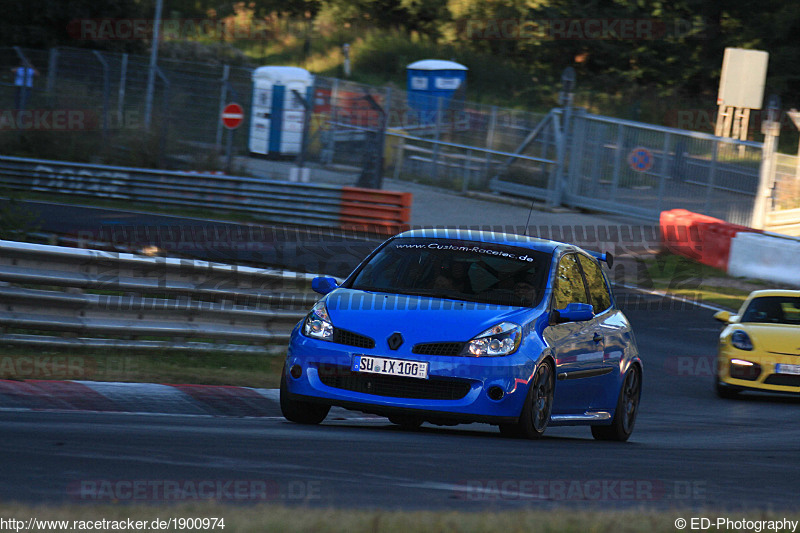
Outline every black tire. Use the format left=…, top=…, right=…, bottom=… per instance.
left=388, top=415, right=424, bottom=430
left=592, top=365, right=641, bottom=442
left=279, top=371, right=330, bottom=425
left=499, top=360, right=554, bottom=439
left=715, top=379, right=742, bottom=399
left=714, top=360, right=741, bottom=399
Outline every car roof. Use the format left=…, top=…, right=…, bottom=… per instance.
left=394, top=228, right=575, bottom=254
left=746, top=289, right=800, bottom=299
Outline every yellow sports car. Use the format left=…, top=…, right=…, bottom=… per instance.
left=714, top=290, right=800, bottom=398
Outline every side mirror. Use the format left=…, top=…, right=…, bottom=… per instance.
left=551, top=302, right=594, bottom=325
left=713, top=310, right=730, bottom=323
left=312, top=276, right=339, bottom=295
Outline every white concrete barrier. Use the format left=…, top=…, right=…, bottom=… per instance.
left=728, top=232, right=800, bottom=287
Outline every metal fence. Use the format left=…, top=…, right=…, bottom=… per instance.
left=1, top=46, right=253, bottom=166
left=560, top=110, right=763, bottom=226
left=0, top=239, right=319, bottom=354
left=301, top=75, right=553, bottom=192
left=766, top=153, right=800, bottom=235
left=301, top=74, right=764, bottom=225
left=2, top=44, right=791, bottom=230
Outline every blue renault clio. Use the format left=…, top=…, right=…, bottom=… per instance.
left=281, top=228, right=642, bottom=441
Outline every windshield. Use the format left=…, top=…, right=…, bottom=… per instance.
left=348, top=238, right=550, bottom=307
left=740, top=296, right=800, bottom=325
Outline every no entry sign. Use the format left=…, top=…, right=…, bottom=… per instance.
left=222, top=103, right=244, bottom=129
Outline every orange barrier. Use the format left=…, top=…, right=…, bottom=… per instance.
left=340, top=186, right=412, bottom=235
left=659, top=209, right=761, bottom=271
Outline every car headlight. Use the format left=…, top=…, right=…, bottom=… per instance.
left=303, top=301, right=333, bottom=341
left=462, top=322, right=522, bottom=357
left=730, top=330, right=753, bottom=351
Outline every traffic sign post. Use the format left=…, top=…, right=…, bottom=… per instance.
left=221, top=103, right=244, bottom=173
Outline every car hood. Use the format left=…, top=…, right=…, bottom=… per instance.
left=325, top=288, right=538, bottom=345
left=739, top=323, right=800, bottom=355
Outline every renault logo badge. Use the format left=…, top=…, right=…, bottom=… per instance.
left=387, top=332, right=404, bottom=350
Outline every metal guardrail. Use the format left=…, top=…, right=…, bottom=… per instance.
left=0, top=155, right=411, bottom=231
left=0, top=239, right=324, bottom=354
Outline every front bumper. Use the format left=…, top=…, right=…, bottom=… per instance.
left=285, top=331, right=539, bottom=423
left=718, top=350, right=800, bottom=394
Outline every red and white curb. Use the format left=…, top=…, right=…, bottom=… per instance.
left=0, top=380, right=381, bottom=420
left=0, top=380, right=282, bottom=417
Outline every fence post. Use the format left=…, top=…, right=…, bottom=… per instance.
left=92, top=51, right=110, bottom=141
left=463, top=148, right=473, bottom=192
left=292, top=85, right=313, bottom=174
left=143, top=0, right=164, bottom=130
left=215, top=65, right=230, bottom=151
left=565, top=108, right=586, bottom=199
left=546, top=112, right=563, bottom=207
left=431, top=96, right=443, bottom=182
left=551, top=110, right=571, bottom=207
left=752, top=95, right=781, bottom=229
left=484, top=106, right=497, bottom=186
left=156, top=67, right=170, bottom=168
left=655, top=132, right=671, bottom=213
left=609, top=123, right=625, bottom=202
left=117, top=53, right=128, bottom=130
left=376, top=86, right=392, bottom=189
left=326, top=78, right=340, bottom=164
left=703, top=139, right=719, bottom=214
left=551, top=68, right=575, bottom=207
left=46, top=48, right=58, bottom=104
left=356, top=91, right=387, bottom=189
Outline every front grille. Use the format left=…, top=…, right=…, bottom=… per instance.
left=333, top=328, right=375, bottom=349
left=764, top=374, right=800, bottom=387
left=317, top=365, right=471, bottom=400
left=412, top=342, right=465, bottom=356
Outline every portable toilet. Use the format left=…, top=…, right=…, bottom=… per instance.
left=249, top=66, right=313, bottom=156
left=406, top=60, right=467, bottom=124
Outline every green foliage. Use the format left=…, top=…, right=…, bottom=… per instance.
left=350, top=31, right=546, bottom=108
left=8, top=0, right=800, bottom=126
left=158, top=41, right=255, bottom=67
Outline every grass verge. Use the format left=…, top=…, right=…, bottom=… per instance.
left=1, top=504, right=798, bottom=532
left=0, top=346, right=285, bottom=389
left=634, top=252, right=776, bottom=311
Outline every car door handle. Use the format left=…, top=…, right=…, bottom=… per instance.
left=593, top=332, right=603, bottom=343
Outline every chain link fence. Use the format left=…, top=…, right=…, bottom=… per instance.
left=772, top=153, right=800, bottom=211
left=563, top=111, right=763, bottom=226
left=2, top=44, right=791, bottom=230
left=1, top=46, right=253, bottom=169
left=299, top=74, right=553, bottom=192
left=765, top=153, right=800, bottom=235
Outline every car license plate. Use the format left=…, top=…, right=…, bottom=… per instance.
left=776, top=363, right=800, bottom=375
left=352, top=355, right=429, bottom=379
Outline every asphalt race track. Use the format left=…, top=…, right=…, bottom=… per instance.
left=2, top=288, right=800, bottom=511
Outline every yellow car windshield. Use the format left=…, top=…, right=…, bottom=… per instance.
left=741, top=296, right=800, bottom=325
